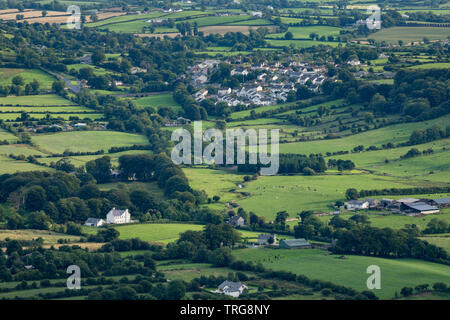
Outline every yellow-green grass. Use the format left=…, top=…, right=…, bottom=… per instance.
left=159, top=262, right=254, bottom=282
left=0, top=68, right=56, bottom=90
left=287, top=211, right=450, bottom=231
left=32, top=131, right=148, bottom=154
left=183, top=167, right=246, bottom=202
left=229, top=19, right=273, bottom=26
left=0, top=144, right=47, bottom=157
left=116, top=223, right=205, bottom=244
left=0, top=113, right=103, bottom=121
left=0, top=129, right=17, bottom=142
left=37, top=150, right=153, bottom=167
left=366, top=27, right=450, bottom=44
left=66, top=64, right=118, bottom=76
left=233, top=248, right=450, bottom=299
left=0, top=94, right=75, bottom=106
left=266, top=39, right=340, bottom=48
left=97, top=181, right=164, bottom=198
left=188, top=14, right=253, bottom=27
left=0, top=155, right=52, bottom=174
left=133, top=93, right=181, bottom=110
left=85, top=11, right=165, bottom=28
left=267, top=26, right=342, bottom=39
left=419, top=236, right=450, bottom=253
left=0, top=106, right=93, bottom=112
left=0, top=285, right=98, bottom=299
left=409, top=63, right=450, bottom=69
left=278, top=114, right=450, bottom=155
left=237, top=173, right=438, bottom=220
left=0, top=229, right=80, bottom=244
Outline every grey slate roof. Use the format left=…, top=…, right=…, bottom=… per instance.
left=433, top=198, right=450, bottom=205
left=85, top=218, right=102, bottom=224
left=109, top=208, right=127, bottom=216
left=403, top=202, right=439, bottom=212
left=279, top=239, right=311, bottom=248
left=218, top=281, right=244, bottom=292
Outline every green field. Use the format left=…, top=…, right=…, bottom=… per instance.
left=267, top=26, right=342, bottom=39
left=237, top=173, right=437, bottom=220
left=0, top=94, right=75, bottom=106
left=32, top=131, right=148, bottom=154
left=133, top=93, right=181, bottom=110
left=234, top=248, right=450, bottom=299
left=366, top=27, right=450, bottom=44
left=0, top=68, right=56, bottom=90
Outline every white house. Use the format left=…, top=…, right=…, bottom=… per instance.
left=84, top=218, right=105, bottom=227
left=345, top=200, right=369, bottom=210
left=106, top=208, right=131, bottom=224
left=215, top=281, right=248, bottom=298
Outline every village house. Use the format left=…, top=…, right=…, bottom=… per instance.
left=215, top=281, right=248, bottom=298
left=258, top=234, right=276, bottom=246
left=84, top=218, right=105, bottom=227
left=229, top=215, right=245, bottom=227
left=106, top=208, right=131, bottom=224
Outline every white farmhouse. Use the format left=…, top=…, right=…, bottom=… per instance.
left=84, top=218, right=105, bottom=227
left=345, top=200, right=369, bottom=210
left=106, top=208, right=131, bottom=224
left=215, top=281, right=248, bottom=298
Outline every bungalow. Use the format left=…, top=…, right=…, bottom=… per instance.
left=345, top=200, right=369, bottom=210
left=106, top=208, right=131, bottom=224
left=279, top=239, right=311, bottom=249
left=84, top=218, right=105, bottom=227
left=258, top=234, right=276, bottom=246
left=215, top=281, right=248, bottom=298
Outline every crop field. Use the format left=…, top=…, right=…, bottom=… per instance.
left=0, top=68, right=56, bottom=90
left=32, top=131, right=148, bottom=154
left=233, top=248, right=450, bottom=299
left=236, top=173, right=438, bottom=220
left=366, top=27, right=450, bottom=44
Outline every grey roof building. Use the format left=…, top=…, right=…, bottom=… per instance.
left=229, top=215, right=245, bottom=227
left=401, top=202, right=440, bottom=215
left=279, top=238, right=311, bottom=249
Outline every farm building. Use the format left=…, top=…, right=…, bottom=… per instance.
left=400, top=202, right=440, bottom=215
left=215, top=281, right=248, bottom=298
left=279, top=239, right=311, bottom=249
left=84, top=218, right=105, bottom=227
left=345, top=200, right=369, bottom=210
left=106, top=208, right=131, bottom=224
left=258, top=234, right=276, bottom=246
left=429, top=198, right=450, bottom=208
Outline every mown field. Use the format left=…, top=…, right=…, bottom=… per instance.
left=366, top=27, right=450, bottom=44
left=233, top=248, right=450, bottom=299
left=0, top=68, right=56, bottom=90
left=32, top=131, right=148, bottom=154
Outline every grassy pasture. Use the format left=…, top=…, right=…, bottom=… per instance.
left=237, top=173, right=437, bottom=220
left=267, top=26, right=342, bottom=39
left=409, top=63, right=450, bottom=69
left=0, top=129, right=17, bottom=142
left=32, top=131, right=148, bottom=154
left=0, top=68, right=56, bottom=90
left=0, top=94, right=75, bottom=106
left=366, top=27, right=450, bottom=44
left=233, top=248, right=450, bottom=299
left=116, top=223, right=205, bottom=244
left=0, top=229, right=80, bottom=244
left=0, top=155, right=52, bottom=174
left=266, top=39, right=340, bottom=48
left=278, top=114, right=450, bottom=155
left=133, top=93, right=181, bottom=110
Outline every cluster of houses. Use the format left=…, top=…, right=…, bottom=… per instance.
left=84, top=208, right=132, bottom=227
left=189, top=58, right=328, bottom=107
left=344, top=197, right=450, bottom=216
